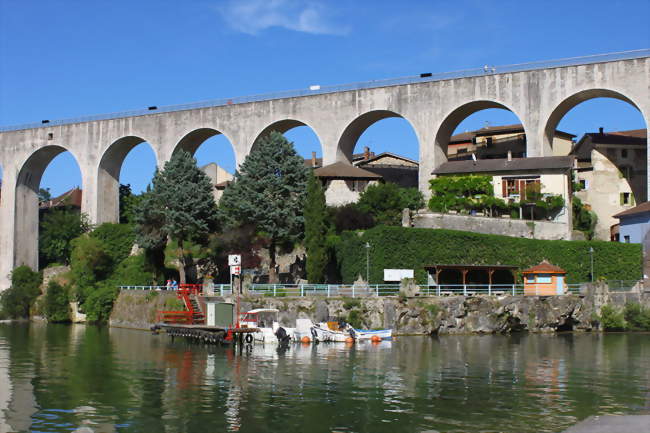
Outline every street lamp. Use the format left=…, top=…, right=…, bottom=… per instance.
left=589, top=246, right=594, bottom=282
left=365, top=242, right=371, bottom=284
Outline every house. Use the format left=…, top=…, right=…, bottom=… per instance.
left=522, top=260, right=567, bottom=296
left=39, top=187, right=83, bottom=211
left=313, top=162, right=382, bottom=206
left=432, top=155, right=575, bottom=224
left=306, top=146, right=419, bottom=205
left=448, top=124, right=575, bottom=161
left=613, top=201, right=650, bottom=245
left=200, top=163, right=233, bottom=203
left=572, top=128, right=647, bottom=241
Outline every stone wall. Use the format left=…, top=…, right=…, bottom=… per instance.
left=412, top=210, right=571, bottom=240
left=109, top=283, right=649, bottom=334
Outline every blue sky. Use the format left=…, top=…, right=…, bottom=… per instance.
left=1, top=0, right=648, bottom=195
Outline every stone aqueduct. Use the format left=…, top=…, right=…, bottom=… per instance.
left=0, top=52, right=649, bottom=289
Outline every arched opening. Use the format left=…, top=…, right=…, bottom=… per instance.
left=98, top=137, right=157, bottom=224
left=15, top=146, right=82, bottom=270
left=436, top=101, right=526, bottom=162
left=547, top=91, right=647, bottom=241
left=336, top=110, right=420, bottom=190
left=252, top=119, right=323, bottom=165
left=175, top=128, right=237, bottom=204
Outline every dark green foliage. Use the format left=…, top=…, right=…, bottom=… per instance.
left=83, top=283, right=120, bottom=323
left=573, top=197, right=597, bottom=240
left=119, top=184, right=144, bottom=224
left=599, top=305, right=627, bottom=331
left=38, top=187, right=51, bottom=201
left=0, top=266, right=42, bottom=318
left=39, top=209, right=91, bottom=267
left=90, top=223, right=135, bottom=265
left=134, top=151, right=218, bottom=283
left=342, top=298, right=361, bottom=309
left=304, top=173, right=329, bottom=282
left=109, top=255, right=156, bottom=286
left=346, top=309, right=362, bottom=328
left=329, top=204, right=375, bottom=233
left=357, top=183, right=424, bottom=225
left=219, top=131, right=309, bottom=282
left=429, top=175, right=499, bottom=213
left=70, top=236, right=113, bottom=294
left=207, top=225, right=266, bottom=283
left=335, top=226, right=641, bottom=284
left=623, top=302, right=650, bottom=331
left=44, top=280, right=70, bottom=323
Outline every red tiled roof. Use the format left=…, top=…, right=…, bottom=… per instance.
left=40, top=187, right=82, bottom=209
left=314, top=162, right=383, bottom=179
left=522, top=260, right=566, bottom=274
left=613, top=201, right=650, bottom=218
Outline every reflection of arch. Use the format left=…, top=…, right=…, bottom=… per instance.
left=435, top=100, right=524, bottom=161
left=174, top=128, right=236, bottom=156
left=337, top=110, right=418, bottom=162
left=543, top=88, right=644, bottom=151
left=15, top=146, right=82, bottom=269
left=251, top=119, right=324, bottom=155
left=97, top=136, right=156, bottom=224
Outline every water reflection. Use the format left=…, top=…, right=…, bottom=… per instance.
left=0, top=324, right=648, bottom=433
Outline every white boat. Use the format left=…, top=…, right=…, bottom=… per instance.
left=239, top=309, right=296, bottom=343
left=352, top=328, right=392, bottom=340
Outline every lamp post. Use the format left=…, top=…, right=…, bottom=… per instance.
left=365, top=242, right=371, bottom=284
left=589, top=246, right=594, bottom=282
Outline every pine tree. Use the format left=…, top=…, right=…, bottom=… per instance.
left=134, top=151, right=217, bottom=283
left=219, top=131, right=309, bottom=283
left=304, top=172, right=329, bottom=283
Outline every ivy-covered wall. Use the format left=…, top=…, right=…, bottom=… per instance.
left=335, top=226, right=642, bottom=284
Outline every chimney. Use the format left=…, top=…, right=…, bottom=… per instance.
left=507, top=150, right=512, bottom=161
left=311, top=151, right=317, bottom=167
left=599, top=127, right=604, bottom=134
left=364, top=146, right=370, bottom=160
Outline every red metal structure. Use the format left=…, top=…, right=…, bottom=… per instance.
left=156, top=284, right=205, bottom=324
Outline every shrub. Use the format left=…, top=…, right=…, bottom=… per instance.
left=83, top=283, right=119, bottom=323
left=39, top=209, right=91, bottom=267
left=329, top=204, right=375, bottom=234
left=357, top=183, right=424, bottom=226
left=70, top=235, right=113, bottom=294
left=335, top=226, right=641, bottom=284
left=109, top=255, right=157, bottom=287
left=342, top=298, right=361, bottom=310
left=599, top=305, right=627, bottom=331
left=623, top=302, right=650, bottom=331
left=0, top=266, right=42, bottom=318
left=347, top=309, right=363, bottom=329
left=90, top=223, right=135, bottom=265
left=44, top=280, right=70, bottom=323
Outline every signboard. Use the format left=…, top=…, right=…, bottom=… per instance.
left=228, top=254, right=241, bottom=266
left=230, top=266, right=241, bottom=276
left=383, top=269, right=414, bottom=282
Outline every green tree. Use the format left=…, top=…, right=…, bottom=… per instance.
left=0, top=266, right=42, bottom=318
left=219, top=131, right=309, bottom=283
left=357, top=183, right=424, bottom=225
left=70, top=236, right=113, bottom=301
left=38, top=187, right=51, bottom=202
left=304, top=173, right=329, bottom=282
left=44, top=280, right=70, bottom=323
left=39, top=209, right=91, bottom=267
left=119, top=183, right=144, bottom=224
left=134, top=151, right=217, bottom=283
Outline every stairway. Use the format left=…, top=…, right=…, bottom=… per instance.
left=187, top=295, right=205, bottom=324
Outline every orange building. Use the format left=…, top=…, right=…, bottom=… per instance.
left=522, top=260, right=567, bottom=296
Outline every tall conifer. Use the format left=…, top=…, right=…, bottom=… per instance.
left=134, top=151, right=217, bottom=283
left=304, top=172, right=329, bottom=282
left=219, top=131, right=309, bottom=283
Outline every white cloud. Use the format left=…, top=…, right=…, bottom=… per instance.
left=216, top=0, right=348, bottom=36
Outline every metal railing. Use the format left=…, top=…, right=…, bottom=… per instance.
left=2, top=49, right=648, bottom=133
left=118, top=282, right=604, bottom=297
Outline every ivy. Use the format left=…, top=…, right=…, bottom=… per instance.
left=335, top=226, right=641, bottom=284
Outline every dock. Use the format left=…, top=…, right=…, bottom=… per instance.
left=154, top=323, right=260, bottom=346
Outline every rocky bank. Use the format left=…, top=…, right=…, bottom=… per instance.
left=110, top=283, right=649, bottom=335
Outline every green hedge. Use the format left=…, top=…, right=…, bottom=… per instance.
left=335, top=226, right=642, bottom=284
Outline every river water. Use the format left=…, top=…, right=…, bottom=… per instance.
left=0, top=324, right=648, bottom=433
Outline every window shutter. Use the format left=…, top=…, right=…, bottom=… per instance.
left=502, top=179, right=507, bottom=197
left=620, top=193, right=624, bottom=206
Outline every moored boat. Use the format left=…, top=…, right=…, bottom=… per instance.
left=240, top=309, right=295, bottom=343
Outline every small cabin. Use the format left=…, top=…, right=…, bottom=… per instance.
left=522, top=260, right=567, bottom=296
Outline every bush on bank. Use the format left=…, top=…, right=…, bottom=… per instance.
left=597, top=303, right=650, bottom=331
left=44, top=280, right=71, bottom=323
left=335, top=226, right=642, bottom=284
left=0, top=266, right=43, bottom=319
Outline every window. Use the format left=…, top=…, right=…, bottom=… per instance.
left=350, top=180, right=368, bottom=192
left=579, top=179, right=588, bottom=190
left=621, top=149, right=628, bottom=158
left=526, top=275, right=535, bottom=283
left=621, top=192, right=631, bottom=206
left=624, top=235, right=631, bottom=243
left=505, top=179, right=518, bottom=197
left=537, top=275, right=552, bottom=283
